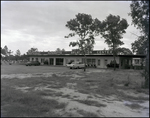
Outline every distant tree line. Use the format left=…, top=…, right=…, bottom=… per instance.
left=1, top=45, right=29, bottom=61
left=1, top=46, right=66, bottom=62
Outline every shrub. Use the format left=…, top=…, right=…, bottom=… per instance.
left=124, top=64, right=130, bottom=69
left=44, top=60, right=48, bottom=65
left=107, top=60, right=119, bottom=68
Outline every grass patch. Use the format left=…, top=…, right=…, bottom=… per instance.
left=125, top=103, right=142, bottom=109
left=78, top=89, right=90, bottom=94
left=34, top=90, right=55, bottom=96
left=1, top=84, right=66, bottom=117
left=74, top=99, right=106, bottom=107
left=87, top=96, right=93, bottom=98
left=53, top=92, right=64, bottom=97
left=124, top=95, right=149, bottom=101
left=2, top=76, right=70, bottom=89
left=77, top=109, right=98, bottom=117
left=61, top=94, right=71, bottom=98
left=1, top=69, right=148, bottom=117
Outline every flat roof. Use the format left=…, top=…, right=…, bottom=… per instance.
left=27, top=54, right=146, bottom=58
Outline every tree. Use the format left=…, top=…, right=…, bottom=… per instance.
left=27, top=48, right=38, bottom=55
left=116, top=47, right=133, bottom=55
left=131, top=36, right=147, bottom=54
left=56, top=48, right=61, bottom=52
left=15, top=49, right=21, bottom=56
left=97, top=14, right=129, bottom=70
left=62, top=48, right=65, bottom=52
left=20, top=54, right=29, bottom=61
left=1, top=46, right=13, bottom=61
left=15, top=49, right=21, bottom=61
left=65, top=13, right=98, bottom=71
left=7, top=50, right=13, bottom=56
left=129, top=1, right=149, bottom=88
left=1, top=47, right=6, bottom=56
left=3, top=45, right=9, bottom=56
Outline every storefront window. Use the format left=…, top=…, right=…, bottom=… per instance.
left=56, top=58, right=64, bottom=65
left=87, top=59, right=96, bottom=65
left=135, top=59, right=140, bottom=64
left=49, top=58, right=54, bottom=65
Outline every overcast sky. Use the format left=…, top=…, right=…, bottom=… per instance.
left=1, top=1, right=141, bottom=55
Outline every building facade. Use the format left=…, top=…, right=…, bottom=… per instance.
left=27, top=50, right=146, bottom=69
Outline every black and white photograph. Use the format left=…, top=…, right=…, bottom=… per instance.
left=1, top=1, right=149, bottom=117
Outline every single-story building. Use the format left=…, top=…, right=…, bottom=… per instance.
left=27, top=50, right=146, bottom=69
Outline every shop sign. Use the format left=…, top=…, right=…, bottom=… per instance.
left=96, top=50, right=112, bottom=54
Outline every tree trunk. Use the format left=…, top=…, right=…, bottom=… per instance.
left=113, top=54, right=116, bottom=71
left=84, top=54, right=86, bottom=71
left=113, top=43, right=116, bottom=71
left=144, top=37, right=149, bottom=88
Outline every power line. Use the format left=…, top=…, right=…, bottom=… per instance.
left=130, top=32, right=139, bottom=37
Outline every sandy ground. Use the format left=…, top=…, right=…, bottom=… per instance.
left=1, top=68, right=149, bottom=117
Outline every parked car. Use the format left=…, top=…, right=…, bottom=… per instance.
left=66, top=61, right=74, bottom=68
left=69, top=62, right=85, bottom=69
left=26, top=61, right=40, bottom=66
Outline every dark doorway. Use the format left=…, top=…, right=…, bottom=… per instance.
left=49, top=58, right=54, bottom=65
left=56, top=58, right=63, bottom=65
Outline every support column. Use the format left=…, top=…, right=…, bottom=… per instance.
left=54, top=58, right=56, bottom=65
left=63, top=58, right=66, bottom=66
left=119, top=57, right=121, bottom=69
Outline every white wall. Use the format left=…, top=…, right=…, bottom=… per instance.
left=29, top=56, right=119, bottom=68
left=95, top=56, right=119, bottom=68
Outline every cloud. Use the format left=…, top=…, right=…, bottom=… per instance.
left=1, top=1, right=141, bottom=54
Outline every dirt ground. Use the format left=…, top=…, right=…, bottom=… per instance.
left=1, top=64, right=149, bottom=117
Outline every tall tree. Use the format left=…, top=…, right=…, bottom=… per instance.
left=97, top=14, right=129, bottom=70
left=131, top=36, right=147, bottom=54
left=116, top=47, right=133, bottom=55
left=129, top=1, right=149, bottom=88
left=65, top=13, right=98, bottom=71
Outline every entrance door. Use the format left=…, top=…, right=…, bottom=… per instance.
left=56, top=58, right=64, bottom=65
left=49, top=58, right=54, bottom=65
left=98, top=59, right=101, bottom=66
